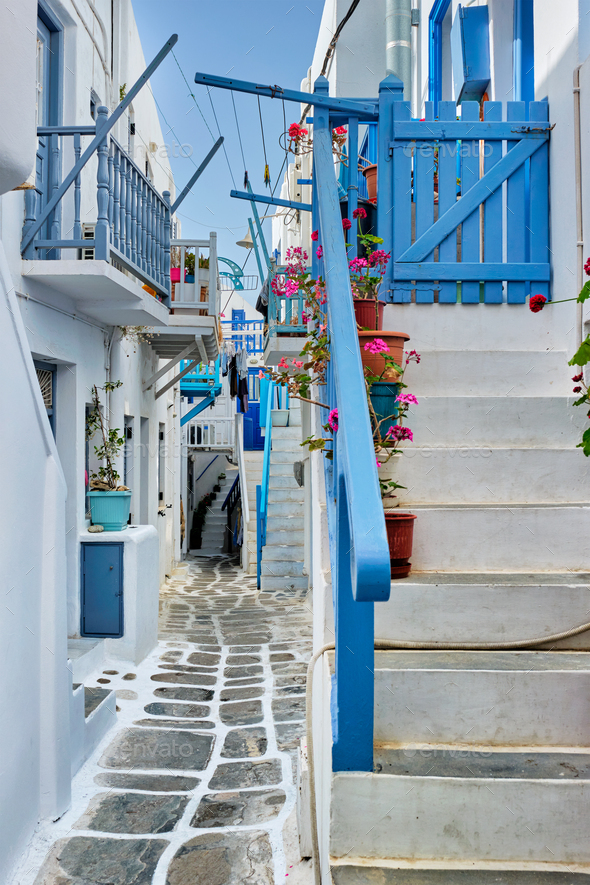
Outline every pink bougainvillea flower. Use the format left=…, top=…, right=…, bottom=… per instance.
left=396, top=393, right=419, bottom=405
left=352, top=207, right=367, bottom=219
left=386, top=424, right=414, bottom=442
left=405, top=349, right=421, bottom=364
left=220, top=313, right=225, bottom=318
left=364, top=338, right=390, bottom=355
left=376, top=457, right=381, bottom=468
left=277, top=357, right=290, bottom=369
left=342, top=218, right=352, bottom=231
left=349, top=257, right=368, bottom=273
left=316, top=245, right=324, bottom=259
left=529, top=294, right=547, bottom=313
left=334, top=125, right=347, bottom=135
left=292, top=359, right=304, bottom=369
left=258, top=370, right=265, bottom=379
left=311, top=230, right=319, bottom=241
left=319, top=323, right=326, bottom=335
left=328, top=408, right=339, bottom=432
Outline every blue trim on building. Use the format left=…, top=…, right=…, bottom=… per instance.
left=514, top=0, right=535, bottom=106
left=429, top=0, right=452, bottom=105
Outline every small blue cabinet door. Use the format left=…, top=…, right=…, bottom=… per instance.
left=81, top=543, right=124, bottom=637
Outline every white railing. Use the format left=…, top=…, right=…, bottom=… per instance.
left=185, top=416, right=234, bottom=450
left=170, top=234, right=219, bottom=317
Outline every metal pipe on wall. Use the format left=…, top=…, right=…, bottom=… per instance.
left=386, top=0, right=412, bottom=101
left=574, top=65, right=584, bottom=350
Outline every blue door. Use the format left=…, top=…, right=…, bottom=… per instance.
left=81, top=543, right=124, bottom=637
left=239, top=367, right=264, bottom=450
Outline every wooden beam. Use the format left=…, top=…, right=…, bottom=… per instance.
left=142, top=340, right=199, bottom=392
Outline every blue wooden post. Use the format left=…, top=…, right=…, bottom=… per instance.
left=437, top=100, right=458, bottom=303
left=49, top=133, right=61, bottom=259
left=459, top=102, right=480, bottom=303
left=119, top=155, right=127, bottom=255
left=95, top=106, right=110, bottom=261
left=377, top=74, right=403, bottom=302
left=107, top=142, right=114, bottom=245
left=23, top=189, right=37, bottom=259
left=414, top=101, right=435, bottom=303
left=391, top=99, right=412, bottom=302
left=312, top=75, right=329, bottom=282
left=528, top=101, right=549, bottom=302
left=112, top=146, right=120, bottom=250
left=483, top=101, right=503, bottom=303
left=347, top=117, right=359, bottom=259
left=163, top=190, right=171, bottom=300
left=507, top=101, right=526, bottom=303
left=130, top=167, right=138, bottom=265
left=73, top=132, right=82, bottom=241
left=125, top=159, right=132, bottom=259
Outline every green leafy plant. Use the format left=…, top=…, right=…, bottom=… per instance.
left=85, top=381, right=125, bottom=489
left=119, top=84, right=127, bottom=102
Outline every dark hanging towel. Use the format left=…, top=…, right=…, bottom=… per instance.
left=238, top=376, right=249, bottom=413
left=229, top=355, right=238, bottom=398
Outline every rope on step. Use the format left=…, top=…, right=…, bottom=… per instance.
left=305, top=616, right=590, bottom=882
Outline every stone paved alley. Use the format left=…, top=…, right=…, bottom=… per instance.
left=16, top=557, right=314, bottom=885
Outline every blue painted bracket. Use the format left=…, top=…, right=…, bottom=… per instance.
left=230, top=190, right=312, bottom=213
left=180, top=391, right=218, bottom=426
left=22, top=33, right=179, bottom=254
left=170, top=137, right=224, bottom=214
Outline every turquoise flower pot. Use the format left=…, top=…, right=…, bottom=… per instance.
left=88, top=491, right=132, bottom=531
left=370, top=382, right=400, bottom=431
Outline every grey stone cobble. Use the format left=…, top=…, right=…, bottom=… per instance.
left=30, top=555, right=313, bottom=884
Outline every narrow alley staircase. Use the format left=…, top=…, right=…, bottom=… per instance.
left=327, top=318, right=590, bottom=882
left=197, top=467, right=237, bottom=555
left=261, top=399, right=307, bottom=595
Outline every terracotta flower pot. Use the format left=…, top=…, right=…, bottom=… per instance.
left=363, top=164, right=377, bottom=201
left=377, top=449, right=402, bottom=505
left=359, top=331, right=410, bottom=380
left=353, top=298, right=385, bottom=330
left=384, top=511, right=417, bottom=578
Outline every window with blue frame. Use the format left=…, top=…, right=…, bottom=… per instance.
left=34, top=360, right=56, bottom=435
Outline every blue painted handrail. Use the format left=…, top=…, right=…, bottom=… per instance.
left=256, top=379, right=274, bottom=589
left=313, top=76, right=391, bottom=772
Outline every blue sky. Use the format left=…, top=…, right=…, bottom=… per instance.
left=134, top=0, right=325, bottom=303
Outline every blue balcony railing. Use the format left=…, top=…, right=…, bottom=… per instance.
left=267, top=270, right=307, bottom=337
left=22, top=107, right=171, bottom=305
left=221, top=319, right=264, bottom=354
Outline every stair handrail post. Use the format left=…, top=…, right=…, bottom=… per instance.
left=163, top=190, right=171, bottom=305
left=313, top=75, right=391, bottom=772
left=377, top=73, right=404, bottom=302
left=94, top=106, right=111, bottom=262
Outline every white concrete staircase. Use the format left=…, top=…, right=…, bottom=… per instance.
left=323, top=306, right=590, bottom=881
left=260, top=400, right=307, bottom=593
left=197, top=467, right=237, bottom=555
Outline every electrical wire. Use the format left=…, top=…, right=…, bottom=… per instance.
left=231, top=92, right=248, bottom=185
left=207, top=88, right=238, bottom=190
left=257, top=95, right=271, bottom=188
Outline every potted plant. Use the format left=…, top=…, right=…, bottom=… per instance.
left=347, top=209, right=388, bottom=330
left=85, top=381, right=132, bottom=531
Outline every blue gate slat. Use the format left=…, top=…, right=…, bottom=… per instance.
left=377, top=74, right=404, bottom=302
left=459, top=101, right=481, bottom=303
left=437, top=101, right=459, bottom=303
left=528, top=101, right=550, bottom=301
left=483, top=102, right=504, bottom=303
left=506, top=102, right=527, bottom=303
left=392, top=101, right=413, bottom=303
left=414, top=101, right=435, bottom=303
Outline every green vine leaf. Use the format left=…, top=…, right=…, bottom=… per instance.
left=578, top=282, right=590, bottom=303
left=569, top=335, right=590, bottom=367
left=577, top=427, right=590, bottom=456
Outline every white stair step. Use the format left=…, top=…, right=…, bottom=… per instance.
left=376, top=573, right=590, bottom=649
left=369, top=650, right=590, bottom=747
left=272, top=438, right=303, bottom=453
left=330, top=869, right=590, bottom=884
left=269, top=463, right=297, bottom=476
left=270, top=451, right=300, bottom=464
left=269, top=475, right=300, bottom=489
left=272, top=426, right=302, bottom=440
left=266, top=529, right=304, bottom=545
left=288, top=412, right=302, bottom=426
left=261, top=560, right=305, bottom=577
left=260, top=575, right=308, bottom=592
left=268, top=502, right=302, bottom=517
left=262, top=544, right=305, bottom=562
left=395, top=448, right=590, bottom=505
left=268, top=488, right=304, bottom=504
left=331, top=750, right=590, bottom=864
left=266, top=516, right=304, bottom=531
left=400, top=504, right=590, bottom=572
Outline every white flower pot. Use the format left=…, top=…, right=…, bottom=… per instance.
left=272, top=409, right=289, bottom=426
left=377, top=450, right=403, bottom=506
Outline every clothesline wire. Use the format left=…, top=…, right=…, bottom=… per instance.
left=231, top=92, right=248, bottom=176
left=171, top=48, right=238, bottom=190
left=257, top=94, right=270, bottom=187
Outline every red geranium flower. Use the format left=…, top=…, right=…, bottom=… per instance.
left=352, top=207, right=367, bottom=219
left=342, top=218, right=352, bottom=231
left=529, top=294, right=547, bottom=313
left=311, top=230, right=318, bottom=241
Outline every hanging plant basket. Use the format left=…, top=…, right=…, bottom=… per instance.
left=359, top=331, right=410, bottom=380
left=384, top=511, right=417, bottom=578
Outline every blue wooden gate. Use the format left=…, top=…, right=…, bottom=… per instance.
left=379, top=96, right=551, bottom=303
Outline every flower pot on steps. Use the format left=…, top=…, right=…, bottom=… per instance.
left=354, top=298, right=385, bottom=330
left=88, top=490, right=132, bottom=531
left=377, top=450, right=403, bottom=505
left=384, top=511, right=417, bottom=578
left=359, top=331, right=410, bottom=380
left=271, top=409, right=289, bottom=426
left=370, top=381, right=400, bottom=428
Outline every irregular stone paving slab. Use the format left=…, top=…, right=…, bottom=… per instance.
left=134, top=718, right=215, bottom=730
left=153, top=686, right=214, bottom=702
left=223, top=665, right=263, bottom=678
left=275, top=721, right=305, bottom=751
left=230, top=645, right=261, bottom=652
left=208, top=759, right=282, bottom=790
left=166, top=830, right=273, bottom=885
left=116, top=689, right=138, bottom=700
left=219, top=685, right=265, bottom=702
left=221, top=727, right=268, bottom=758
left=186, top=651, right=221, bottom=665
left=272, top=697, right=306, bottom=721
left=99, top=729, right=214, bottom=771
left=95, top=772, right=200, bottom=792
left=151, top=672, right=217, bottom=686
left=191, top=788, right=285, bottom=828
left=275, top=685, right=306, bottom=696
left=224, top=676, right=264, bottom=687
left=275, top=674, right=307, bottom=686
left=75, top=791, right=189, bottom=834
left=160, top=650, right=183, bottom=661
left=144, top=701, right=210, bottom=718
left=270, top=652, right=295, bottom=662
left=159, top=663, right=218, bottom=673
left=219, top=700, right=263, bottom=725
left=226, top=654, right=261, bottom=665
left=34, top=836, right=168, bottom=884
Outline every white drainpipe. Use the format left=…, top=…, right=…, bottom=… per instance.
left=574, top=65, right=584, bottom=350
left=386, top=0, right=412, bottom=101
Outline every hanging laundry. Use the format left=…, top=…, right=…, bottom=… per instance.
left=221, top=349, right=228, bottom=376
left=238, top=346, right=249, bottom=380
left=229, top=355, right=238, bottom=398
left=238, top=375, right=249, bottom=413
